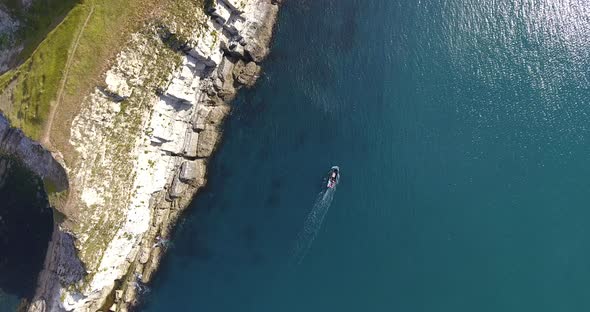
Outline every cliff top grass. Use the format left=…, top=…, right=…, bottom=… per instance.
left=0, top=5, right=85, bottom=139
left=0, top=0, right=167, bottom=143
left=0, top=0, right=206, bottom=276
left=72, top=0, right=204, bottom=271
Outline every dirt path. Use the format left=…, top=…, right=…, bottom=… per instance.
left=41, top=3, right=95, bottom=148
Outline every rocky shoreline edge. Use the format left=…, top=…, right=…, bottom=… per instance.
left=120, top=3, right=282, bottom=309
left=0, top=1, right=280, bottom=311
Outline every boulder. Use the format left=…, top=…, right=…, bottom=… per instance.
left=192, top=106, right=212, bottom=131
left=124, top=285, right=136, bottom=303
left=244, top=39, right=268, bottom=63
left=217, top=57, right=235, bottom=83
left=196, top=129, right=219, bottom=158
left=139, top=247, right=151, bottom=264
left=169, top=175, right=187, bottom=198
left=217, top=85, right=236, bottom=101
left=183, top=130, right=199, bottom=158
left=205, top=82, right=218, bottom=97
left=207, top=105, right=230, bottom=127
left=221, top=40, right=246, bottom=59
left=212, top=77, right=223, bottom=91
left=115, top=290, right=124, bottom=301
left=105, top=71, right=132, bottom=98
left=179, top=160, right=206, bottom=185
left=28, top=300, right=46, bottom=312
left=209, top=95, right=225, bottom=106
left=179, top=161, right=196, bottom=182
left=212, top=73, right=235, bottom=100
left=141, top=246, right=161, bottom=282
left=241, top=3, right=278, bottom=62
left=233, top=60, right=261, bottom=87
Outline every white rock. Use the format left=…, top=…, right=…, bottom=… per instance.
left=164, top=57, right=202, bottom=103
left=55, top=1, right=278, bottom=310
left=219, top=0, right=246, bottom=13
left=192, top=105, right=212, bottom=131
left=210, top=0, right=232, bottom=25
left=179, top=160, right=206, bottom=184
left=105, top=71, right=133, bottom=98
left=183, top=130, right=199, bottom=157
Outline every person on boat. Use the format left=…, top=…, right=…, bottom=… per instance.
left=329, top=169, right=338, bottom=184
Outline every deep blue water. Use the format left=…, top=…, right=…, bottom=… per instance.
left=144, top=1, right=590, bottom=311
left=0, top=157, right=52, bottom=312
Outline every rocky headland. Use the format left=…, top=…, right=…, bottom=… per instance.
left=0, top=0, right=280, bottom=311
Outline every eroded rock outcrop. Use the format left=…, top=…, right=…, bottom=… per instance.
left=27, top=0, right=280, bottom=311
left=234, top=59, right=262, bottom=87
left=0, top=113, right=68, bottom=192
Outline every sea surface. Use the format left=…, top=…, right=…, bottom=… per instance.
left=135, top=1, right=590, bottom=311
left=0, top=157, right=52, bottom=312
left=141, top=0, right=590, bottom=311
left=5, top=0, right=590, bottom=311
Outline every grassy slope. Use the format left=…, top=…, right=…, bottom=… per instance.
left=0, top=0, right=81, bottom=138
left=52, top=0, right=164, bottom=158
left=0, top=0, right=200, bottom=267
left=0, top=0, right=164, bottom=141
left=1, top=5, right=86, bottom=138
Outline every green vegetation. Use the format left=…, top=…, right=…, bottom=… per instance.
left=0, top=0, right=205, bottom=141
left=43, top=176, right=60, bottom=194
left=0, top=0, right=167, bottom=141
left=0, top=69, right=15, bottom=90
left=0, top=0, right=207, bottom=275
left=210, top=29, right=218, bottom=49
left=1, top=5, right=86, bottom=138
left=44, top=177, right=69, bottom=213
left=79, top=211, right=116, bottom=271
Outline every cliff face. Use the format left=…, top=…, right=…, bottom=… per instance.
left=0, top=7, right=21, bottom=74
left=17, top=0, right=280, bottom=311
left=0, top=113, right=68, bottom=193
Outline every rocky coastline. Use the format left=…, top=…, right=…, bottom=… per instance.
left=0, top=0, right=282, bottom=311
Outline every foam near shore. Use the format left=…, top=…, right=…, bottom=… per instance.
left=24, top=1, right=280, bottom=311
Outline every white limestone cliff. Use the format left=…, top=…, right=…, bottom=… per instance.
left=27, top=0, right=279, bottom=311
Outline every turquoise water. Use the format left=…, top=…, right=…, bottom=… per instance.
left=0, top=157, right=52, bottom=312
left=141, top=0, right=590, bottom=311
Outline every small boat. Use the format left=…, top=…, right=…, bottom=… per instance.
left=327, top=166, right=340, bottom=189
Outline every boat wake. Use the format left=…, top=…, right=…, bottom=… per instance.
left=291, top=186, right=336, bottom=265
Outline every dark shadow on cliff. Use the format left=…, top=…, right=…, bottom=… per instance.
left=0, top=156, right=53, bottom=300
